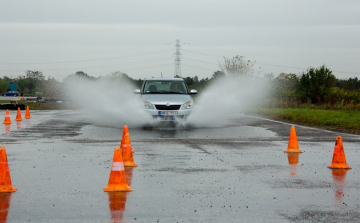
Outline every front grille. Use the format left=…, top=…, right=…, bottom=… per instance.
left=155, top=105, right=181, bottom=110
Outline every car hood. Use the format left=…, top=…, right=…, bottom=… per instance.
left=141, top=94, right=192, bottom=105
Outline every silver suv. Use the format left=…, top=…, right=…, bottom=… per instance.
left=134, top=78, right=197, bottom=120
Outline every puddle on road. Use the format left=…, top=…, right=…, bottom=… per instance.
left=0, top=109, right=277, bottom=140
left=75, top=124, right=277, bottom=140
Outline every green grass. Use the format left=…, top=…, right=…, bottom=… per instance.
left=0, top=100, right=12, bottom=103
left=251, top=108, right=360, bottom=134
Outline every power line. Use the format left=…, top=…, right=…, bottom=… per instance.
left=256, top=62, right=305, bottom=70
left=182, top=49, right=222, bottom=58
left=0, top=57, right=173, bottom=72
left=123, top=63, right=174, bottom=72
left=0, top=49, right=173, bottom=65
left=182, top=57, right=219, bottom=66
left=182, top=64, right=216, bottom=72
left=183, top=49, right=359, bottom=75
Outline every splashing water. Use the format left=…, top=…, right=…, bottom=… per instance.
left=185, top=76, right=269, bottom=128
left=64, top=77, right=152, bottom=128
left=65, top=76, right=268, bottom=129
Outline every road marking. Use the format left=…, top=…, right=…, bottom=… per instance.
left=242, top=114, right=359, bottom=137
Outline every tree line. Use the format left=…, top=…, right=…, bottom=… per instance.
left=1, top=56, right=359, bottom=109
left=269, top=65, right=360, bottom=107
left=0, top=70, right=63, bottom=97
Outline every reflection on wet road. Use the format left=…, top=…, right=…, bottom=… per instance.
left=1, top=110, right=360, bottom=222
left=0, top=193, right=11, bottom=223
left=107, top=168, right=134, bottom=223
left=331, top=169, right=349, bottom=206
left=287, top=153, right=300, bottom=176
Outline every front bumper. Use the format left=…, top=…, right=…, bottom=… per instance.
left=145, top=109, right=192, bottom=121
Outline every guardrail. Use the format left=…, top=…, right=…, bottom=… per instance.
left=0, top=96, right=36, bottom=100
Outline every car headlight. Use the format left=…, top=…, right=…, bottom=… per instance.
left=144, top=101, right=155, bottom=110
left=181, top=101, right=193, bottom=110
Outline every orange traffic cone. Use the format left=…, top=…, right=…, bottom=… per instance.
left=121, top=125, right=129, bottom=142
left=104, top=148, right=132, bottom=192
left=284, top=126, right=303, bottom=153
left=0, top=193, right=12, bottom=221
left=107, top=168, right=133, bottom=222
left=15, top=107, right=22, bottom=121
left=2, top=110, right=12, bottom=125
left=121, top=125, right=134, bottom=153
left=24, top=106, right=31, bottom=119
left=121, top=133, right=137, bottom=167
left=328, top=137, right=351, bottom=169
left=0, top=146, right=17, bottom=192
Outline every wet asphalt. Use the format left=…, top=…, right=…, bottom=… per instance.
left=1, top=110, right=360, bottom=222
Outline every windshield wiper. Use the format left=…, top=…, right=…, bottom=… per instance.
left=144, top=92, right=186, bottom=94
left=169, top=92, right=185, bottom=94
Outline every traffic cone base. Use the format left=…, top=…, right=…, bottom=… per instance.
left=104, top=148, right=132, bottom=192
left=104, top=183, right=132, bottom=192
left=2, top=110, right=12, bottom=125
left=0, top=147, right=17, bottom=192
left=328, top=137, right=351, bottom=169
left=328, top=164, right=351, bottom=169
left=284, top=126, right=303, bottom=153
left=15, top=107, right=22, bottom=121
left=0, top=185, right=17, bottom=193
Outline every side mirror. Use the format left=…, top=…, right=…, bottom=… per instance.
left=190, top=89, right=197, bottom=94
left=133, top=89, right=141, bottom=94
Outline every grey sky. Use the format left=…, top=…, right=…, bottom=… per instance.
left=0, top=0, right=359, bottom=81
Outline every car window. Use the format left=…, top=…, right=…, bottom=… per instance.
left=143, top=81, right=188, bottom=94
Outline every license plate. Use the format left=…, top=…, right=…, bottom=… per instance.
left=159, top=111, right=178, bottom=116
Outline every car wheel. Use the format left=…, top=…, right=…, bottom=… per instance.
left=3, top=95, right=6, bottom=97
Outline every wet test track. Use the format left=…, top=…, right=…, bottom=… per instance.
left=1, top=110, right=360, bottom=222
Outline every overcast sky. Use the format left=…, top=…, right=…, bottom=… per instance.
left=0, top=0, right=359, bottom=81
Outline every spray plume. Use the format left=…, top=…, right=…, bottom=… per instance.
left=185, top=76, right=268, bottom=127
left=64, top=76, right=152, bottom=128
left=64, top=72, right=268, bottom=129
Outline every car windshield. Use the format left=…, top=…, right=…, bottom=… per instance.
left=143, top=80, right=189, bottom=94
